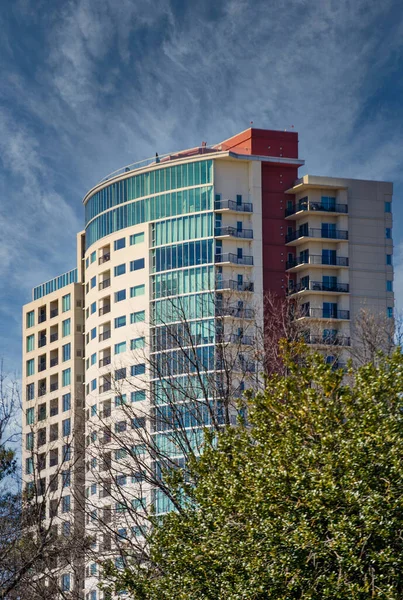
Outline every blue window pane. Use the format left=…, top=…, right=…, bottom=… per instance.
left=115, top=316, right=126, bottom=328
left=131, top=363, right=146, bottom=376
left=62, top=419, right=71, bottom=436
left=114, top=238, right=126, bottom=250
left=62, top=368, right=71, bottom=387
left=385, top=201, right=391, bottom=213
left=62, top=393, right=71, bottom=411
left=62, top=343, right=71, bottom=362
left=91, top=353, right=96, bottom=365
left=91, top=327, right=96, bottom=340
left=130, top=258, right=145, bottom=271
left=115, top=289, right=126, bottom=302
left=91, top=276, right=96, bottom=288
left=62, top=319, right=71, bottom=337
left=62, top=294, right=71, bottom=312
left=114, top=341, right=126, bottom=354
left=91, top=302, right=96, bottom=314
left=114, top=264, right=126, bottom=276
left=91, top=379, right=97, bottom=391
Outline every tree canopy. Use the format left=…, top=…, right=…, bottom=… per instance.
left=105, top=348, right=403, bottom=599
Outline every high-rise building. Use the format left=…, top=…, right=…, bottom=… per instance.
left=22, top=128, right=394, bottom=598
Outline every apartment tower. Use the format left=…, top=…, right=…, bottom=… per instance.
left=22, top=128, right=394, bottom=598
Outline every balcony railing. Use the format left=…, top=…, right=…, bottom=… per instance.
left=299, top=308, right=350, bottom=320
left=214, top=199, right=253, bottom=213
left=50, top=358, right=59, bottom=367
left=38, top=363, right=47, bottom=372
left=217, top=333, right=254, bottom=345
left=38, top=337, right=46, bottom=348
left=50, top=333, right=58, bottom=343
left=215, top=253, right=254, bottom=266
left=286, top=255, right=349, bottom=269
left=290, top=281, right=349, bottom=294
left=216, top=306, right=254, bottom=319
left=99, top=356, right=111, bottom=367
left=38, top=386, right=47, bottom=397
left=50, top=308, right=58, bottom=318
left=99, top=279, right=111, bottom=290
left=304, top=334, right=351, bottom=346
left=286, top=228, right=348, bottom=243
left=38, top=313, right=46, bottom=324
left=216, top=279, right=254, bottom=292
left=99, top=382, right=112, bottom=393
left=285, top=202, right=348, bottom=217
left=99, top=253, right=110, bottom=265
left=99, top=330, right=111, bottom=342
left=50, top=382, right=59, bottom=392
left=215, top=226, right=253, bottom=239
left=99, top=305, right=111, bottom=316
left=216, top=360, right=256, bottom=373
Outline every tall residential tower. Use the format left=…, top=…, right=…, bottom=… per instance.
left=22, top=128, right=394, bottom=598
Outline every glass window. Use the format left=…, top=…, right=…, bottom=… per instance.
left=26, top=359, right=35, bottom=377
left=91, top=353, right=96, bottom=365
left=26, top=407, right=34, bottom=425
left=131, top=337, right=145, bottom=350
left=131, top=363, right=146, bottom=376
left=91, top=301, right=96, bottom=314
left=386, top=254, right=393, bottom=265
left=387, top=307, right=394, bottom=318
left=387, top=280, right=393, bottom=292
left=131, top=390, right=146, bottom=402
left=386, top=228, right=392, bottom=239
left=91, top=327, right=96, bottom=339
left=86, top=257, right=89, bottom=269
left=385, top=201, right=391, bottom=213
left=62, top=368, right=71, bottom=387
left=62, top=294, right=71, bottom=312
left=91, top=379, right=97, bottom=391
left=131, top=310, right=145, bottom=323
left=62, top=393, right=71, bottom=412
left=114, top=264, right=126, bottom=277
left=114, top=238, right=126, bottom=250
left=90, top=251, right=96, bottom=263
left=91, top=404, right=97, bottom=417
left=130, top=232, right=145, bottom=245
left=26, top=310, right=34, bottom=328
left=62, top=343, right=71, bottom=362
left=114, top=341, right=126, bottom=354
left=130, top=258, right=145, bottom=271
left=61, top=574, right=70, bottom=592
left=115, top=316, right=126, bottom=328
left=115, top=289, right=126, bottom=302
left=62, top=418, right=71, bottom=437
left=115, top=368, right=126, bottom=380
left=130, top=284, right=145, bottom=298
left=62, top=444, right=71, bottom=461
left=115, top=394, right=127, bottom=406
left=62, top=470, right=71, bottom=488
left=90, top=276, right=96, bottom=288
left=61, top=495, right=71, bottom=513
left=26, top=383, right=35, bottom=401
left=62, top=318, right=71, bottom=337
left=26, top=335, right=35, bottom=352
left=26, top=457, right=34, bottom=474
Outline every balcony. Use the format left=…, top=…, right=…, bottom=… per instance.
left=99, top=253, right=110, bottom=265
left=215, top=253, right=253, bottom=266
left=50, top=333, right=58, bottom=343
left=289, top=281, right=349, bottom=295
left=50, top=382, right=59, bottom=392
left=38, top=313, right=46, bottom=324
left=286, top=228, right=348, bottom=244
left=298, top=308, right=350, bottom=320
left=286, top=255, right=349, bottom=270
left=38, top=337, right=47, bottom=348
left=99, top=279, right=111, bottom=291
left=214, top=199, right=253, bottom=213
left=99, top=330, right=111, bottom=342
left=50, top=357, right=59, bottom=367
left=215, top=226, right=253, bottom=239
left=304, top=334, right=351, bottom=347
left=38, top=363, right=47, bottom=373
left=217, top=333, right=254, bottom=345
left=216, top=279, right=254, bottom=292
left=99, top=305, right=111, bottom=316
left=50, top=308, right=59, bottom=318
left=285, top=201, right=348, bottom=217
left=99, top=356, right=111, bottom=368
left=216, top=306, right=254, bottom=319
left=38, top=385, right=47, bottom=397
left=99, top=382, right=112, bottom=393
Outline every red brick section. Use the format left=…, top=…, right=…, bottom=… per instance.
left=220, top=128, right=299, bottom=296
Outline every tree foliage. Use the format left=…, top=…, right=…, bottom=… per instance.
left=105, top=347, right=403, bottom=599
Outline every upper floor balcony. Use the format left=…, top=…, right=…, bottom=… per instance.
left=289, top=281, right=349, bottom=295
left=215, top=226, right=253, bottom=240
left=216, top=279, right=254, bottom=293
left=304, top=334, right=351, bottom=347
left=215, top=253, right=254, bottom=266
left=214, top=198, right=253, bottom=213
left=298, top=308, right=350, bottom=321
left=286, top=228, right=348, bottom=245
left=285, top=199, right=348, bottom=218
left=216, top=306, right=254, bottom=319
left=286, top=254, right=349, bottom=271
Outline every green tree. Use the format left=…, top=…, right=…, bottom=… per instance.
left=104, top=348, right=403, bottom=600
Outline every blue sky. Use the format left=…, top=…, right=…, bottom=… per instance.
left=1, top=0, right=403, bottom=375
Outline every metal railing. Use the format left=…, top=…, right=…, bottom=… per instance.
left=99, top=305, right=111, bottom=316
left=304, top=334, right=351, bottom=346
left=50, top=308, right=59, bottom=318
left=99, top=382, right=112, bottom=393
left=38, top=363, right=47, bottom=372
left=299, top=308, right=350, bottom=320
left=99, top=330, right=111, bottom=342
left=38, top=337, right=46, bottom=348
left=285, top=202, right=348, bottom=217
left=286, top=255, right=349, bottom=269
left=286, top=228, right=348, bottom=243
left=215, top=226, right=253, bottom=239
left=217, top=333, right=254, bottom=345
left=290, top=281, right=349, bottom=294
left=50, top=358, right=59, bottom=367
left=99, top=356, right=111, bottom=367
left=99, top=253, right=110, bottom=265
left=50, top=333, right=58, bottom=343
left=99, top=279, right=111, bottom=290
left=215, top=253, right=254, bottom=266
left=216, top=306, right=254, bottom=319
left=38, top=313, right=46, bottom=323
left=50, top=382, right=59, bottom=392
left=216, top=279, right=254, bottom=292
left=215, top=199, right=253, bottom=213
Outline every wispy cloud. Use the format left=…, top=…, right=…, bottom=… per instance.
left=1, top=0, right=403, bottom=371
